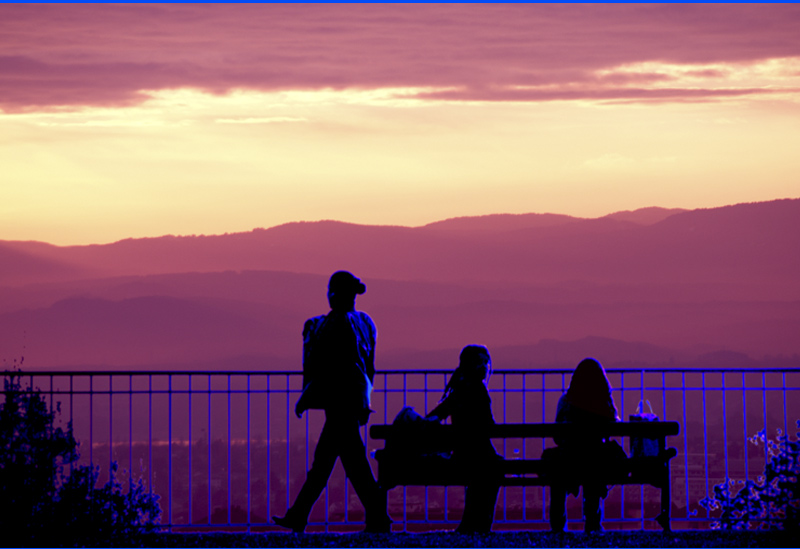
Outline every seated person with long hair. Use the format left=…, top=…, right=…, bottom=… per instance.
left=425, top=345, right=502, bottom=534
left=546, top=357, right=622, bottom=534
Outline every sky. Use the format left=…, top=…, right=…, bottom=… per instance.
left=2, top=3, right=800, bottom=245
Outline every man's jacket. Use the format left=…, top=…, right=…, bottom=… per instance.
left=295, top=309, right=376, bottom=424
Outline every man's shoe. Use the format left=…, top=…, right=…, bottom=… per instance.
left=272, top=514, right=306, bottom=534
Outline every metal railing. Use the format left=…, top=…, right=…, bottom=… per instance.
left=2, top=367, right=798, bottom=532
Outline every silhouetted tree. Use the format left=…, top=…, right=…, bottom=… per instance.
left=1, top=371, right=161, bottom=544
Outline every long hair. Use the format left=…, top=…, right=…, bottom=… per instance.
left=440, top=345, right=492, bottom=401
left=565, top=358, right=618, bottom=420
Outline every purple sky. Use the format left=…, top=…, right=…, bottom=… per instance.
left=3, top=4, right=800, bottom=111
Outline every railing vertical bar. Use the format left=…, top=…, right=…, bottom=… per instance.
left=227, top=374, right=232, bottom=526
left=424, top=372, right=429, bottom=415
left=189, top=374, right=193, bottom=526
left=682, top=372, right=689, bottom=522
left=148, top=374, right=153, bottom=496
left=247, top=374, right=251, bottom=533
left=762, top=372, right=768, bottom=475
left=620, top=371, right=625, bottom=525
left=742, top=372, right=749, bottom=486
left=424, top=372, right=429, bottom=524
left=403, top=371, right=408, bottom=531
left=129, top=374, right=133, bottom=484
left=783, top=372, right=788, bottom=444
left=522, top=373, right=526, bottom=523
left=443, top=372, right=448, bottom=526
left=661, top=372, right=666, bottom=525
left=266, top=374, right=271, bottom=525
left=502, top=372, right=507, bottom=522
left=543, top=373, right=553, bottom=523
left=207, top=374, right=212, bottom=525
left=702, top=372, right=710, bottom=519
left=722, top=372, right=729, bottom=483
left=69, top=375, right=74, bottom=475
left=286, top=374, right=291, bottom=515
left=305, top=397, right=312, bottom=528
left=90, top=374, right=94, bottom=467
left=109, top=374, right=113, bottom=481
left=640, top=369, right=644, bottom=530
left=169, top=374, right=173, bottom=531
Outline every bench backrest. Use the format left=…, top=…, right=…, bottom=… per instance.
left=370, top=421, right=680, bottom=443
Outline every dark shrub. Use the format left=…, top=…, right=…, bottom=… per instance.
left=700, top=421, right=799, bottom=531
left=55, top=461, right=162, bottom=542
left=1, top=371, right=161, bottom=544
left=0, top=373, right=79, bottom=540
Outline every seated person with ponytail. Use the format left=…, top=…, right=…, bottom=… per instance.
left=425, top=345, right=502, bottom=534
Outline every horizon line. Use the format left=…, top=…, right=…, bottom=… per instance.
left=7, top=196, right=799, bottom=248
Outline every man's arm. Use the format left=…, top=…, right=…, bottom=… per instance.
left=353, top=312, right=377, bottom=383
left=302, top=316, right=325, bottom=387
left=296, top=316, right=324, bottom=419
left=366, top=315, right=376, bottom=384
left=426, top=394, right=453, bottom=422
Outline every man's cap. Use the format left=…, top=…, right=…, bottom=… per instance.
left=328, top=270, right=366, bottom=295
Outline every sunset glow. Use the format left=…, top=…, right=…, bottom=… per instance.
left=2, top=4, right=799, bottom=245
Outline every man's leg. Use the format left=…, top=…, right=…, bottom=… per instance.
left=274, top=418, right=340, bottom=531
left=337, top=417, right=391, bottom=531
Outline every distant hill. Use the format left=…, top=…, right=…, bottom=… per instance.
left=0, top=242, right=86, bottom=285
left=1, top=270, right=797, bottom=370
left=603, top=207, right=687, bottom=225
left=421, top=212, right=579, bottom=234
left=1, top=199, right=798, bottom=370
left=3, top=199, right=799, bottom=290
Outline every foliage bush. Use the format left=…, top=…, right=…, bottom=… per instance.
left=700, top=420, right=799, bottom=531
left=54, top=461, right=162, bottom=542
left=0, top=371, right=161, bottom=544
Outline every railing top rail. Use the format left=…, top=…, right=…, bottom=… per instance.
left=2, top=366, right=798, bottom=377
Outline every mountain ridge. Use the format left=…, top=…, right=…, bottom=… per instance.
left=1, top=198, right=798, bottom=371
left=2, top=199, right=798, bottom=288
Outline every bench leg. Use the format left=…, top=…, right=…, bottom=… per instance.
left=656, top=469, right=671, bottom=532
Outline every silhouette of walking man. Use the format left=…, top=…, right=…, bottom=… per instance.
left=273, top=271, right=391, bottom=533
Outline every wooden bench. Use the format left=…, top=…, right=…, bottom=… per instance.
left=370, top=421, right=680, bottom=531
